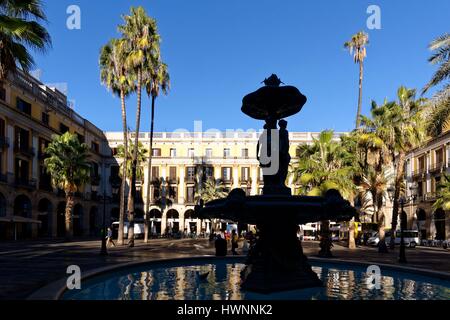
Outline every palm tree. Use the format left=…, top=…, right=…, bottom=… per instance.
left=433, top=174, right=450, bottom=211
left=100, top=38, right=134, bottom=245
left=143, top=56, right=170, bottom=243
left=344, top=31, right=369, bottom=129
left=195, top=178, right=229, bottom=232
left=291, top=130, right=356, bottom=256
left=44, top=132, right=90, bottom=240
left=423, top=33, right=450, bottom=100
left=386, top=88, right=427, bottom=249
left=426, top=97, right=450, bottom=137
left=0, top=0, right=51, bottom=79
left=119, top=6, right=159, bottom=246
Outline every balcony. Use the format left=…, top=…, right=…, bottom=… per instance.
left=185, top=176, right=196, bottom=184
left=15, top=178, right=37, bottom=189
left=239, top=177, right=252, bottom=184
left=221, top=178, right=233, bottom=184
left=38, top=180, right=53, bottom=192
left=0, top=136, right=10, bottom=149
left=14, top=145, right=35, bottom=158
left=167, top=177, right=179, bottom=185
left=429, top=161, right=444, bottom=174
left=424, top=192, right=437, bottom=202
left=412, top=169, right=425, bottom=179
left=38, top=150, right=47, bottom=160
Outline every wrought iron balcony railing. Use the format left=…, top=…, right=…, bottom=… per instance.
left=429, top=161, right=444, bottom=174
left=15, top=178, right=37, bottom=189
left=14, top=145, right=35, bottom=158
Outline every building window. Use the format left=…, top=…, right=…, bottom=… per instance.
left=16, top=98, right=31, bottom=115
left=151, top=166, right=159, bottom=180
left=205, top=148, right=212, bottom=158
left=41, top=112, right=49, bottom=126
left=38, top=138, right=49, bottom=158
left=241, top=167, right=250, bottom=181
left=0, top=118, right=5, bottom=137
left=14, top=126, right=29, bottom=151
left=435, top=148, right=444, bottom=165
left=186, top=186, right=195, bottom=204
left=170, top=148, right=176, bottom=157
left=152, top=148, right=161, bottom=157
left=241, top=148, right=249, bottom=158
left=186, top=166, right=196, bottom=182
left=91, top=142, right=99, bottom=153
left=60, top=123, right=69, bottom=134
left=0, top=85, right=5, bottom=101
left=15, top=158, right=29, bottom=183
left=168, top=186, right=177, bottom=200
left=222, top=167, right=232, bottom=181
left=169, top=166, right=177, bottom=181
left=76, top=133, right=85, bottom=144
left=223, top=148, right=231, bottom=158
left=188, top=148, right=195, bottom=157
left=204, top=166, right=214, bottom=179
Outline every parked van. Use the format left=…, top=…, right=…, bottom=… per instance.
left=367, top=230, right=419, bottom=248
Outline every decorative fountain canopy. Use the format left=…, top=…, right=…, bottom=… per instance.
left=241, top=74, right=307, bottom=120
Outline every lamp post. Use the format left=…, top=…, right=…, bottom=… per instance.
left=387, top=183, right=417, bottom=264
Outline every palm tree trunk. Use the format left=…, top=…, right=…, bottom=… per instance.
left=65, top=193, right=74, bottom=241
left=389, top=151, right=406, bottom=249
left=118, top=89, right=128, bottom=246
left=356, top=61, right=364, bottom=129
left=144, top=94, right=156, bottom=243
left=376, top=193, right=389, bottom=253
left=128, top=67, right=142, bottom=247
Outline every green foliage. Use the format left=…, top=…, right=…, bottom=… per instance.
left=44, top=132, right=90, bottom=194
left=291, top=130, right=356, bottom=199
left=195, top=178, right=229, bottom=204
left=433, top=174, right=450, bottom=211
left=0, top=0, right=51, bottom=79
left=116, top=139, right=148, bottom=181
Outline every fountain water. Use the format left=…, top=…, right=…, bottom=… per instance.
left=197, top=75, right=356, bottom=293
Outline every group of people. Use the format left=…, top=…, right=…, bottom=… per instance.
left=211, top=229, right=257, bottom=256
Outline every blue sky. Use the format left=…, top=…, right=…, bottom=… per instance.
left=33, top=0, right=449, bottom=133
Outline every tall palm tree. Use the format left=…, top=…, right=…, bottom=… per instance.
left=44, top=132, right=90, bottom=240
left=344, top=31, right=369, bottom=129
left=387, top=87, right=427, bottom=249
left=143, top=56, right=170, bottom=243
left=0, top=0, right=51, bottom=79
left=423, top=33, right=450, bottom=100
left=119, top=6, right=158, bottom=246
left=100, top=38, right=134, bottom=245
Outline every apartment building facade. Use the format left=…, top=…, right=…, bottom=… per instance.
left=105, top=131, right=345, bottom=236
left=404, top=130, right=450, bottom=241
left=0, top=71, right=111, bottom=240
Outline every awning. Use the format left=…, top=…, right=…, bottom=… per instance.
left=0, top=216, right=42, bottom=224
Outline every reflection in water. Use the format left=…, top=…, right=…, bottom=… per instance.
left=64, top=261, right=450, bottom=300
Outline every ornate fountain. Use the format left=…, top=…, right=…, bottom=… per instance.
left=197, top=75, right=356, bottom=293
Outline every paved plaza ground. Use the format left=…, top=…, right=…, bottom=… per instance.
left=0, top=238, right=448, bottom=300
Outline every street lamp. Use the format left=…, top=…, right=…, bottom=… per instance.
left=387, top=183, right=418, bottom=263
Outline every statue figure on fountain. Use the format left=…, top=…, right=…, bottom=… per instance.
left=256, top=118, right=291, bottom=195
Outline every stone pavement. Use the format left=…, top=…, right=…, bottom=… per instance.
left=0, top=238, right=448, bottom=300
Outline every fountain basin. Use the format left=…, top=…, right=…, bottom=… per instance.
left=59, top=256, right=450, bottom=300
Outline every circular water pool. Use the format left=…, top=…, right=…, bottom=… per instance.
left=62, top=258, right=450, bottom=300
